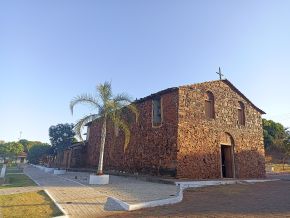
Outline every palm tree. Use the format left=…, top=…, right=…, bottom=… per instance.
left=70, top=81, right=138, bottom=175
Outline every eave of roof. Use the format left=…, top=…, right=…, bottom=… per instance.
left=85, top=79, right=265, bottom=128
left=221, top=79, right=266, bottom=114
left=85, top=87, right=178, bottom=126
left=69, top=142, right=86, bottom=148
left=134, top=87, right=178, bottom=104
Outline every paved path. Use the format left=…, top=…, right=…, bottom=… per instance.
left=24, top=166, right=177, bottom=217
left=24, top=166, right=115, bottom=217
left=108, top=177, right=290, bottom=218
left=58, top=171, right=177, bottom=204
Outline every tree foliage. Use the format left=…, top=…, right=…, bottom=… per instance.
left=70, top=82, right=138, bottom=145
left=263, top=119, right=288, bottom=150
left=18, top=139, right=42, bottom=152
left=70, top=81, right=138, bottom=174
left=263, top=119, right=290, bottom=165
left=0, top=142, right=24, bottom=161
left=27, top=143, right=52, bottom=164
left=49, top=123, right=76, bottom=152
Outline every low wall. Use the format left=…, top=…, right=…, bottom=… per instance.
left=0, top=164, right=7, bottom=185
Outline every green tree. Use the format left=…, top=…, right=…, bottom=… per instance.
left=18, top=139, right=42, bottom=152
left=263, top=119, right=290, bottom=168
left=0, top=142, right=24, bottom=162
left=70, top=81, right=138, bottom=175
left=280, top=129, right=290, bottom=169
left=49, top=123, right=76, bottom=153
left=0, top=142, right=8, bottom=161
left=263, top=119, right=287, bottom=150
left=27, top=143, right=52, bottom=164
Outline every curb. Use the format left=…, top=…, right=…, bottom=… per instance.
left=105, top=188, right=183, bottom=211
left=28, top=165, right=281, bottom=213
left=105, top=178, right=280, bottom=211
left=24, top=167, right=69, bottom=218
left=44, top=189, right=69, bottom=218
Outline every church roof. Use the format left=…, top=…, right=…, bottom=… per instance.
left=134, top=79, right=265, bottom=114
left=86, top=79, right=265, bottom=127
left=134, top=87, right=178, bottom=103
left=221, top=79, right=265, bottom=114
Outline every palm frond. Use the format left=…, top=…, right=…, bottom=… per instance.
left=126, top=103, right=139, bottom=123
left=97, top=81, right=112, bottom=103
left=111, top=116, right=131, bottom=152
left=70, top=81, right=139, bottom=157
left=114, top=93, right=132, bottom=105
left=70, top=94, right=101, bottom=115
left=74, top=114, right=98, bottom=141
left=104, top=99, right=123, bottom=117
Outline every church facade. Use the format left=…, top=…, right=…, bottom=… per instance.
left=53, top=79, right=265, bottom=179
left=83, top=79, right=266, bottom=179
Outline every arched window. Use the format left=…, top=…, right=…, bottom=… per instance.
left=205, top=91, right=215, bottom=119
left=152, top=96, right=162, bottom=127
left=238, top=101, right=245, bottom=125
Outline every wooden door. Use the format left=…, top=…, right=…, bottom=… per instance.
left=221, top=145, right=234, bottom=178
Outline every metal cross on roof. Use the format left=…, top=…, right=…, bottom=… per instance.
left=216, top=67, right=224, bottom=80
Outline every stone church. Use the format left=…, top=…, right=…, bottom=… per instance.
left=55, top=79, right=266, bottom=179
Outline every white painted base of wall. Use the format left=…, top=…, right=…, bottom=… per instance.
left=53, top=169, right=66, bottom=175
left=89, top=174, right=109, bottom=185
left=31, top=164, right=45, bottom=171
left=0, top=164, right=6, bottom=178
left=44, top=168, right=55, bottom=173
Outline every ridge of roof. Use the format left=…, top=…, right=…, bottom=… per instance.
left=222, top=79, right=265, bottom=114
left=85, top=79, right=265, bottom=127
left=134, top=87, right=178, bottom=104
left=179, top=79, right=265, bottom=114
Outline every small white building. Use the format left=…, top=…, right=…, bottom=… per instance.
left=16, top=152, right=28, bottom=164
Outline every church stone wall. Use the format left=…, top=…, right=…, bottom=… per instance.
left=177, top=80, right=265, bottom=179
left=53, top=150, right=70, bottom=169
left=66, top=80, right=265, bottom=179
left=86, top=90, right=179, bottom=176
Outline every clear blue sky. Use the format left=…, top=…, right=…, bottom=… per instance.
left=1, top=0, right=290, bottom=143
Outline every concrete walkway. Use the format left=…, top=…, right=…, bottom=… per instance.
left=24, top=166, right=177, bottom=217
left=58, top=171, right=178, bottom=204
left=24, top=166, right=110, bottom=217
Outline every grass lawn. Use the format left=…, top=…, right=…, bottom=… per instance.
left=0, top=174, right=36, bottom=189
left=6, top=166, right=23, bottom=174
left=0, top=191, right=63, bottom=218
left=0, top=165, right=36, bottom=189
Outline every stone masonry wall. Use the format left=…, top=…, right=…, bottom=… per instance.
left=54, top=150, right=70, bottom=169
left=86, top=90, right=179, bottom=176
left=177, top=80, right=265, bottom=179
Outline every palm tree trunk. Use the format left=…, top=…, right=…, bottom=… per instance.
left=97, top=117, right=107, bottom=175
